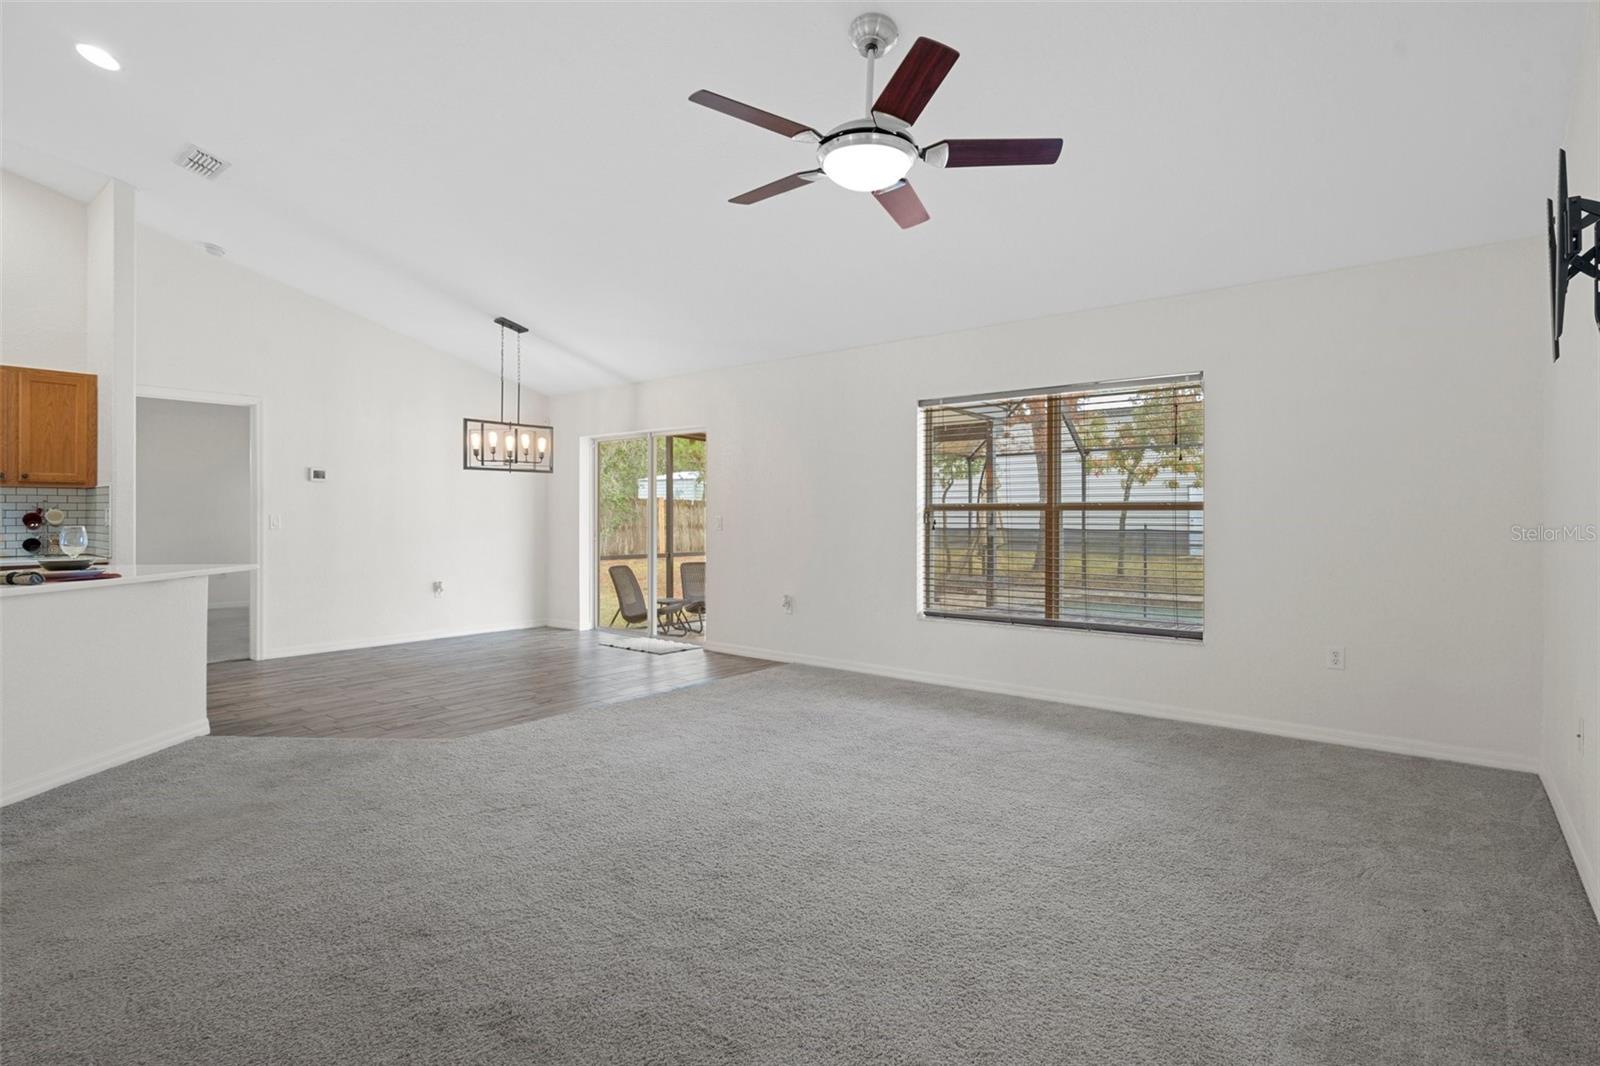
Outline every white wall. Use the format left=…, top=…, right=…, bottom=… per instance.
left=1, top=171, right=86, bottom=371
left=137, top=227, right=549, bottom=656
left=136, top=397, right=253, bottom=605
left=549, top=239, right=1546, bottom=770
left=1539, top=1, right=1600, bottom=916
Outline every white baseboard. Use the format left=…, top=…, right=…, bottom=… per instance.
left=544, top=618, right=580, bottom=630
left=1, top=718, right=211, bottom=806
left=263, top=620, right=543, bottom=660
left=704, top=640, right=1541, bottom=774
left=1541, top=769, right=1599, bottom=922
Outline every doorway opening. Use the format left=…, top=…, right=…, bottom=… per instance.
left=594, top=431, right=707, bottom=644
left=135, top=392, right=262, bottom=661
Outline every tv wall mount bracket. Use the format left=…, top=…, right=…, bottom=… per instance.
left=1548, top=148, right=1600, bottom=360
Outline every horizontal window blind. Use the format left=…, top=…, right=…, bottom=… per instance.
left=921, top=374, right=1204, bottom=639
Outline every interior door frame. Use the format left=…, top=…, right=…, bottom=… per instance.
left=136, top=385, right=266, bottom=661
left=590, top=425, right=706, bottom=640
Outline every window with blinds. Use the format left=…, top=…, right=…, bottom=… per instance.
left=920, top=374, right=1204, bottom=639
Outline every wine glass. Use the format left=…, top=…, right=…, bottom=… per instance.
left=59, top=525, right=88, bottom=559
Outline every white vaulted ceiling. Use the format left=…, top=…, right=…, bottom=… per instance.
left=2, top=2, right=1588, bottom=392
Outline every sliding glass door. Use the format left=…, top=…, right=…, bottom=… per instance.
left=596, top=436, right=651, bottom=633
left=595, top=431, right=707, bottom=643
left=657, top=433, right=706, bottom=642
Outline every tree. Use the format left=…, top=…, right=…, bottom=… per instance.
left=597, top=438, right=649, bottom=551
left=597, top=436, right=709, bottom=556
left=1079, top=387, right=1203, bottom=576
left=993, top=399, right=1050, bottom=572
left=931, top=452, right=972, bottom=504
left=930, top=443, right=987, bottom=581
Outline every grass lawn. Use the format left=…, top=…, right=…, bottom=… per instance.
left=596, top=555, right=706, bottom=632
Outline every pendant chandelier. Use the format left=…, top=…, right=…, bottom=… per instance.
left=464, top=316, right=553, bottom=473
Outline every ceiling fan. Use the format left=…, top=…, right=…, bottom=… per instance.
left=689, top=12, right=1062, bottom=229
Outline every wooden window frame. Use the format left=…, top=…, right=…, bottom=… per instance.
left=920, top=377, right=1204, bottom=640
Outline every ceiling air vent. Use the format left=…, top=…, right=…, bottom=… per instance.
left=174, top=144, right=230, bottom=180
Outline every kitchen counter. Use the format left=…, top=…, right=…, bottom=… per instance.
left=1, top=562, right=256, bottom=804
left=0, top=562, right=254, bottom=597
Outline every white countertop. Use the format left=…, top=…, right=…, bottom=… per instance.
left=0, top=563, right=256, bottom=598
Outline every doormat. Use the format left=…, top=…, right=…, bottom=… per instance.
left=598, top=635, right=701, bottom=655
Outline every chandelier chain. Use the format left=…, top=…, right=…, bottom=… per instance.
left=498, top=325, right=506, bottom=424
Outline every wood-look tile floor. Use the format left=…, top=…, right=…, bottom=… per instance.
left=207, top=627, right=775, bottom=738
left=207, top=606, right=250, bottom=664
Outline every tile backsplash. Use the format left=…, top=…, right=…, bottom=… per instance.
left=0, top=487, right=112, bottom=558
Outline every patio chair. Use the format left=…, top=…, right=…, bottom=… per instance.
left=608, top=566, right=649, bottom=628
left=680, top=562, right=705, bottom=634
left=609, top=565, right=687, bottom=632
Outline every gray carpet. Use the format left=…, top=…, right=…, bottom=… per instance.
left=3, top=665, right=1596, bottom=1065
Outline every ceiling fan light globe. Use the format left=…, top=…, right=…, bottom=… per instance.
left=818, top=134, right=916, bottom=193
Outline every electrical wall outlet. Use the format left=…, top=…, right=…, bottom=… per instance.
left=715, top=515, right=725, bottom=532
left=781, top=594, right=794, bottom=615
left=1326, top=647, right=1346, bottom=670
left=432, top=580, right=444, bottom=599
left=268, top=514, right=283, bottom=530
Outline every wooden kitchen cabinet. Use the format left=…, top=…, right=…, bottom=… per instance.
left=0, top=366, right=98, bottom=487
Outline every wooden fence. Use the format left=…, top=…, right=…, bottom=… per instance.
left=599, top=499, right=706, bottom=559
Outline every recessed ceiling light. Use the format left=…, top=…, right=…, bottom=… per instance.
left=74, top=43, right=120, bottom=72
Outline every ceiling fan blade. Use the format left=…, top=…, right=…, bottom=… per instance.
left=729, top=170, right=822, bottom=205
left=689, top=90, right=818, bottom=141
left=872, top=180, right=930, bottom=229
left=872, top=37, right=959, bottom=125
left=923, top=139, right=1064, bottom=168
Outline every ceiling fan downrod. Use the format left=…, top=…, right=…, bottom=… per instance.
left=864, top=46, right=876, bottom=115
left=850, top=11, right=899, bottom=114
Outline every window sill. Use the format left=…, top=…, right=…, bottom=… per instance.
left=916, top=610, right=1205, bottom=644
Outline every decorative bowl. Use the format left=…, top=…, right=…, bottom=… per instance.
left=36, top=558, right=97, bottom=572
